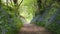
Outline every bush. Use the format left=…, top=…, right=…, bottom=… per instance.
left=47, top=12, right=60, bottom=34
left=0, top=5, right=23, bottom=34
left=47, top=22, right=60, bottom=34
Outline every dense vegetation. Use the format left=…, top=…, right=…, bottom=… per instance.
left=31, top=0, right=60, bottom=34
left=0, top=0, right=23, bottom=34
left=0, top=0, right=60, bottom=34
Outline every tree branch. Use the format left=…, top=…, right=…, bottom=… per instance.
left=18, top=0, right=23, bottom=8
left=6, top=0, right=9, bottom=7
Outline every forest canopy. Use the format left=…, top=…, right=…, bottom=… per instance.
left=0, top=0, right=60, bottom=34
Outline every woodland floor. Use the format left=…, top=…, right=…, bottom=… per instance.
left=18, top=24, right=52, bottom=34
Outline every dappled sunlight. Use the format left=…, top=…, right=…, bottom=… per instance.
left=19, top=0, right=37, bottom=24
left=0, top=0, right=60, bottom=34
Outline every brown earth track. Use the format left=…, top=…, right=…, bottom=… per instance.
left=18, top=24, right=52, bottom=34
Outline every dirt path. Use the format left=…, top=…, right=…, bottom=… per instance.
left=18, top=24, right=52, bottom=34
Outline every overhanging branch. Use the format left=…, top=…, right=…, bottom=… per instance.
left=18, top=0, right=23, bottom=8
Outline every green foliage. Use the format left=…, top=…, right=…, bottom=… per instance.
left=47, top=23, right=60, bottom=34
left=34, top=0, right=60, bottom=34
left=0, top=1, right=23, bottom=34
left=34, top=0, right=60, bottom=25
left=47, top=10, right=60, bottom=34
left=0, top=0, right=60, bottom=34
left=20, top=0, right=37, bottom=23
left=34, top=21, right=45, bottom=27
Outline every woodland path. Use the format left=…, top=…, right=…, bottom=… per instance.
left=18, top=24, right=52, bottom=34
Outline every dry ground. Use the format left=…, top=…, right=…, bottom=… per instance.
left=18, top=24, right=52, bottom=34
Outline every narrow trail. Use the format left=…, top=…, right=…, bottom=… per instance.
left=18, top=24, right=52, bottom=34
